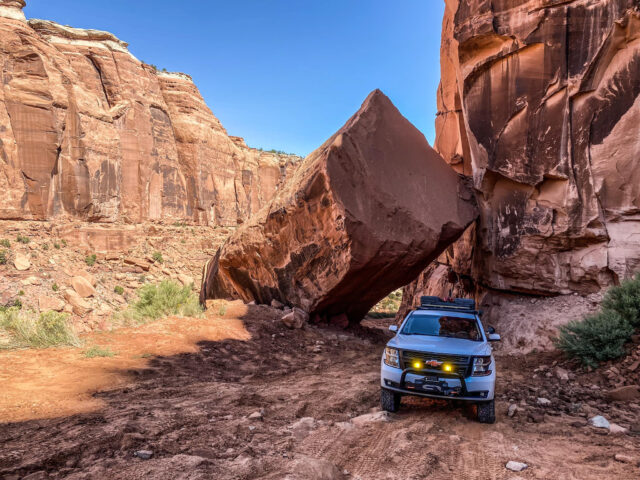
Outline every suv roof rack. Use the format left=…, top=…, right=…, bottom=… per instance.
left=418, top=296, right=478, bottom=314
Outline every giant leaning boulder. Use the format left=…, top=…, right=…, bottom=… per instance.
left=201, top=90, right=477, bottom=323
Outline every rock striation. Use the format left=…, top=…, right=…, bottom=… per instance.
left=201, top=90, right=477, bottom=323
left=0, top=2, right=300, bottom=225
left=404, top=0, right=640, bottom=313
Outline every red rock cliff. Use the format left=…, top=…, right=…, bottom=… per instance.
left=403, top=0, right=640, bottom=314
left=0, top=1, right=300, bottom=225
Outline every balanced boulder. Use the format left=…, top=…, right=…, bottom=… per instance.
left=201, top=90, right=477, bottom=323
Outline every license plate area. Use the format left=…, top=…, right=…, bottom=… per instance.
left=421, top=375, right=439, bottom=383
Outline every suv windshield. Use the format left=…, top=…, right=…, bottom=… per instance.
left=401, top=313, right=482, bottom=341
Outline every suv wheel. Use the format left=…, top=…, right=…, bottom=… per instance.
left=380, top=388, right=401, bottom=413
left=477, top=399, right=495, bottom=424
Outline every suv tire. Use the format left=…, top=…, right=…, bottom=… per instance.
left=477, top=399, right=495, bottom=424
left=380, top=388, right=401, bottom=413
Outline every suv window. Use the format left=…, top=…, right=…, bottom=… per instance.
left=401, top=313, right=482, bottom=341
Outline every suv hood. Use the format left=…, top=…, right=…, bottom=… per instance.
left=388, top=334, right=490, bottom=356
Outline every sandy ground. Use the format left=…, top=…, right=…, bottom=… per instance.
left=1, top=303, right=639, bottom=479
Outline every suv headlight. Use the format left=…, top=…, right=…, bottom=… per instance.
left=472, top=356, right=492, bottom=376
left=384, top=347, right=400, bottom=368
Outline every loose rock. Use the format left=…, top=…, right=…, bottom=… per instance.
left=505, top=461, right=528, bottom=472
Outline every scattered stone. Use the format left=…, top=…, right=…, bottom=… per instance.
left=134, top=450, right=153, bottom=460
left=124, top=257, right=150, bottom=272
left=508, top=404, right=518, bottom=417
left=71, top=276, right=97, bottom=298
left=606, top=385, right=640, bottom=402
left=63, top=289, right=93, bottom=316
left=270, top=299, right=285, bottom=309
left=351, top=411, right=389, bottom=426
left=177, top=273, right=194, bottom=286
left=21, top=276, right=42, bottom=286
left=248, top=411, right=263, bottom=420
left=281, top=308, right=308, bottom=329
left=628, top=360, right=640, bottom=372
left=505, top=461, right=528, bottom=472
left=536, top=397, right=551, bottom=406
left=589, top=415, right=610, bottom=429
left=38, top=295, right=65, bottom=312
left=13, top=253, right=30, bottom=271
left=527, top=412, right=545, bottom=423
left=73, top=270, right=96, bottom=287
left=608, top=423, right=628, bottom=435
left=554, top=367, right=569, bottom=382
left=614, top=453, right=636, bottom=464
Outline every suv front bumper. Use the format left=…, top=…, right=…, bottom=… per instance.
left=380, top=360, right=495, bottom=401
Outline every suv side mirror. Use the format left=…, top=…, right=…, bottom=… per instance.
left=488, top=326, right=496, bottom=334
left=488, top=333, right=501, bottom=342
left=389, top=325, right=398, bottom=333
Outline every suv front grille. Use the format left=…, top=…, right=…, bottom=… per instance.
left=401, top=350, right=470, bottom=376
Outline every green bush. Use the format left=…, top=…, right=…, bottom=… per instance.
left=53, top=242, right=60, bottom=249
left=18, top=290, right=24, bottom=296
left=16, top=235, right=30, bottom=244
left=0, top=239, right=10, bottom=248
left=84, top=346, right=115, bottom=358
left=0, top=250, right=7, bottom=265
left=114, top=285, right=124, bottom=295
left=85, top=254, right=97, bottom=267
left=0, top=308, right=81, bottom=349
left=602, top=273, right=640, bottom=327
left=119, top=280, right=203, bottom=324
left=152, top=251, right=164, bottom=264
left=52, top=283, right=59, bottom=292
left=42, top=243, right=49, bottom=251
left=554, top=311, right=633, bottom=367
left=554, top=273, right=640, bottom=367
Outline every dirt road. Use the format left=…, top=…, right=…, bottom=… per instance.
left=1, top=303, right=638, bottom=479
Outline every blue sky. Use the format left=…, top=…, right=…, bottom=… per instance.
left=25, top=1, right=445, bottom=156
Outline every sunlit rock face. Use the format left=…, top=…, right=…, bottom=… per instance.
left=407, top=0, right=640, bottom=310
left=201, top=90, right=478, bottom=324
left=0, top=3, right=300, bottom=224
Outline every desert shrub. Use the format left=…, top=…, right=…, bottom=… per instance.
left=42, top=243, right=49, bottom=251
left=52, top=283, right=59, bottom=292
left=0, top=239, right=10, bottom=248
left=0, top=308, right=81, bottom=349
left=53, top=242, right=60, bottom=249
left=601, top=273, right=640, bottom=327
left=554, top=310, right=633, bottom=367
left=16, top=235, right=30, bottom=244
left=119, top=280, right=203, bottom=324
left=84, top=346, right=115, bottom=358
left=61, top=239, right=67, bottom=247
left=368, top=289, right=403, bottom=317
left=13, top=299, right=22, bottom=309
left=85, top=254, right=97, bottom=267
left=114, top=285, right=124, bottom=295
left=152, top=251, right=164, bottom=264
left=17, top=290, right=24, bottom=296
left=0, top=250, right=7, bottom=265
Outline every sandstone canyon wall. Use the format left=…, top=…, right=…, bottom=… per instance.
left=0, top=1, right=300, bottom=226
left=402, top=0, right=640, bottom=315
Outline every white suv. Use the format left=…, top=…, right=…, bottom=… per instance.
left=380, top=296, right=500, bottom=423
